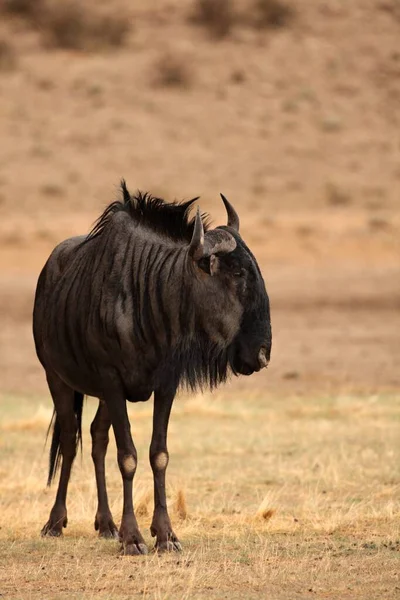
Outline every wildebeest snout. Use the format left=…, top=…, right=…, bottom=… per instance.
left=232, top=341, right=270, bottom=375
left=258, top=346, right=269, bottom=369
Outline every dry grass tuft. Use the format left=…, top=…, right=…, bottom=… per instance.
left=134, top=488, right=153, bottom=517
left=40, top=2, right=130, bottom=51
left=190, top=0, right=235, bottom=39
left=258, top=507, right=276, bottom=521
left=256, top=493, right=278, bottom=521
left=153, top=53, right=192, bottom=88
left=253, top=0, right=295, bottom=29
left=174, top=488, right=188, bottom=520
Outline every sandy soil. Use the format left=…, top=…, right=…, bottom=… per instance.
left=0, top=0, right=399, bottom=397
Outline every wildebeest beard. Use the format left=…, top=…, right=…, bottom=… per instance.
left=155, top=331, right=234, bottom=392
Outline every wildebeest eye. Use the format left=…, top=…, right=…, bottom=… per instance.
left=198, top=257, right=211, bottom=275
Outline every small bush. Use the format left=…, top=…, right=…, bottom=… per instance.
left=1, top=0, right=44, bottom=18
left=326, top=183, right=351, bottom=207
left=0, top=39, right=17, bottom=71
left=378, top=1, right=400, bottom=22
left=190, top=0, right=235, bottom=39
left=153, top=54, right=192, bottom=88
left=368, top=217, right=391, bottom=231
left=253, top=0, right=294, bottom=29
left=41, top=2, right=130, bottom=51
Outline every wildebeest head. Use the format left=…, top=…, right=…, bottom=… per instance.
left=188, top=194, right=271, bottom=376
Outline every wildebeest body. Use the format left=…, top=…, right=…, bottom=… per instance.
left=33, top=183, right=271, bottom=553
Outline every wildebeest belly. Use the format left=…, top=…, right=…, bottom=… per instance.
left=126, top=387, right=153, bottom=402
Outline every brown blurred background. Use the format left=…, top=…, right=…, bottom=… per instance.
left=0, top=0, right=399, bottom=399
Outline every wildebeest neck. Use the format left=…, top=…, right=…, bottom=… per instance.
left=77, top=215, right=231, bottom=391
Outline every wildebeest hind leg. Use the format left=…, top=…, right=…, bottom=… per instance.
left=90, top=400, right=118, bottom=539
left=41, top=371, right=78, bottom=537
left=106, top=391, right=148, bottom=555
left=150, top=387, right=181, bottom=552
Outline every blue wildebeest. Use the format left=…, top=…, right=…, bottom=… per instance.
left=33, top=182, right=271, bottom=554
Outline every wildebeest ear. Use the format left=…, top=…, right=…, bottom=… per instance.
left=210, top=254, right=218, bottom=276
left=197, top=255, right=219, bottom=276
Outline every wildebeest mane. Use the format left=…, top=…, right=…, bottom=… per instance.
left=86, top=180, right=210, bottom=243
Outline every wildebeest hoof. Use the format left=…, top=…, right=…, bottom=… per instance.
left=155, top=539, right=182, bottom=553
left=41, top=520, right=65, bottom=537
left=121, top=542, right=148, bottom=556
left=95, top=515, right=119, bottom=539
left=99, top=526, right=119, bottom=540
left=41, top=524, right=63, bottom=537
left=41, top=512, right=67, bottom=537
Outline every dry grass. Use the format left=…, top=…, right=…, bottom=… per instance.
left=0, top=390, right=399, bottom=598
left=174, top=489, right=188, bottom=521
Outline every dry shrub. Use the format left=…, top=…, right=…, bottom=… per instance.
left=326, top=182, right=351, bottom=206
left=378, top=1, right=400, bottom=22
left=368, top=217, right=391, bottom=232
left=41, top=2, right=130, bottom=51
left=190, top=0, right=235, bottom=39
left=0, top=38, right=17, bottom=71
left=153, top=54, right=192, bottom=88
left=1, top=0, right=44, bottom=18
left=0, top=0, right=131, bottom=51
left=253, top=0, right=294, bottom=29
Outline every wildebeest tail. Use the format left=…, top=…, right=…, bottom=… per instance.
left=46, top=391, right=84, bottom=486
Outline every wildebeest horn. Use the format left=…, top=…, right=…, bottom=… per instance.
left=220, top=193, right=240, bottom=232
left=189, top=206, right=204, bottom=260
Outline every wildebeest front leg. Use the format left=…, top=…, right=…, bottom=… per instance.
left=150, top=387, right=181, bottom=552
left=106, top=393, right=148, bottom=555
left=90, top=400, right=118, bottom=539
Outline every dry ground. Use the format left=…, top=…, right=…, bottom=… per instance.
left=0, top=0, right=400, bottom=598
left=0, top=391, right=399, bottom=599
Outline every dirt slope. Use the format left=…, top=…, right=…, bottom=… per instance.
left=0, top=0, right=399, bottom=396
